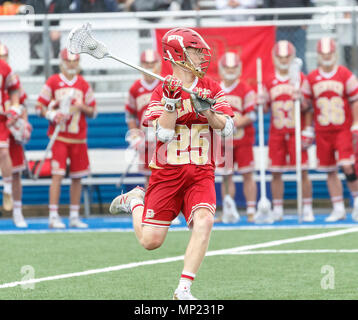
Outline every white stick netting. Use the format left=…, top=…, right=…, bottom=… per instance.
left=67, top=23, right=109, bottom=59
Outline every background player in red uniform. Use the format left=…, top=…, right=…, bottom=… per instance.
left=36, top=48, right=97, bottom=229
left=125, top=49, right=161, bottom=188
left=0, top=50, right=21, bottom=216
left=216, top=51, right=257, bottom=223
left=0, top=42, right=31, bottom=228
left=110, top=28, right=234, bottom=299
left=305, top=37, right=358, bottom=222
left=264, top=40, right=314, bottom=222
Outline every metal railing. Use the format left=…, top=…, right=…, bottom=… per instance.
left=0, top=6, right=357, bottom=113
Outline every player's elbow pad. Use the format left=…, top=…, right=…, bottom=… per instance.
left=221, top=116, right=234, bottom=137
left=156, top=124, right=175, bottom=143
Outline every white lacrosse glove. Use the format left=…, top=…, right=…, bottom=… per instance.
left=45, top=110, right=69, bottom=124
left=8, top=118, right=32, bottom=145
left=125, top=128, right=145, bottom=150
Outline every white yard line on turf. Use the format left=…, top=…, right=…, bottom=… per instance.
left=0, top=227, right=357, bottom=289
left=228, top=249, right=358, bottom=255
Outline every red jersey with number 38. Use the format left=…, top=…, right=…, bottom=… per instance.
left=305, top=65, right=358, bottom=132
left=37, top=73, right=96, bottom=142
left=143, top=76, right=234, bottom=170
left=265, top=72, right=308, bottom=135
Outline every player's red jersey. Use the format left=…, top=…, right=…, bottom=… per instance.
left=305, top=65, right=358, bottom=132
left=265, top=72, right=308, bottom=135
left=220, top=79, right=256, bottom=145
left=125, top=79, right=160, bottom=127
left=37, top=73, right=96, bottom=143
left=0, top=59, right=19, bottom=118
left=144, top=76, right=234, bottom=170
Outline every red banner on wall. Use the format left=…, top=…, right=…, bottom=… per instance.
left=154, top=26, right=276, bottom=89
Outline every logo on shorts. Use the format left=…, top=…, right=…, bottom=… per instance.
left=145, top=209, right=155, bottom=219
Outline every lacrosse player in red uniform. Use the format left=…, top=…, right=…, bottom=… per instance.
left=110, top=28, right=234, bottom=299
left=264, top=40, right=314, bottom=222
left=305, top=37, right=358, bottom=222
left=216, top=51, right=257, bottom=223
left=36, top=48, right=97, bottom=229
left=0, top=43, right=31, bottom=228
left=125, top=49, right=161, bottom=187
left=0, top=46, right=21, bottom=217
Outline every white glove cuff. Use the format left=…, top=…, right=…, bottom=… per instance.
left=302, top=126, right=314, bottom=137
left=351, top=124, right=358, bottom=132
left=163, top=97, right=180, bottom=113
left=45, top=110, right=57, bottom=122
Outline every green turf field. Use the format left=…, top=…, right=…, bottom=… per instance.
left=0, top=227, right=357, bottom=300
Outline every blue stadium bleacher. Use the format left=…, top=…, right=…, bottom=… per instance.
left=17, top=112, right=352, bottom=209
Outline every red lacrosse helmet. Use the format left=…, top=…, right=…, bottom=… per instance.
left=317, top=37, right=337, bottom=67
left=59, top=48, right=80, bottom=75
left=0, top=42, right=9, bottom=62
left=218, top=52, right=242, bottom=81
left=140, top=49, right=161, bottom=64
left=60, top=48, right=80, bottom=62
left=162, top=28, right=211, bottom=78
left=272, top=40, right=296, bottom=71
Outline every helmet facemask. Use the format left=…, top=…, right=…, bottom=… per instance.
left=162, top=28, right=211, bottom=78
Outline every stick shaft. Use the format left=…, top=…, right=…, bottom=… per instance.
left=256, top=58, right=267, bottom=199
left=108, top=54, right=194, bottom=95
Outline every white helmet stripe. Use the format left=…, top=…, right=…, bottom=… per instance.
left=145, top=49, right=154, bottom=62
left=321, top=37, right=331, bottom=54
left=278, top=41, right=289, bottom=57
left=226, top=52, right=237, bottom=68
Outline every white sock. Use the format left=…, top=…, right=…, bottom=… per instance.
left=69, top=205, right=80, bottom=219
left=273, top=199, right=283, bottom=214
left=331, top=196, right=345, bottom=212
left=246, top=201, right=256, bottom=215
left=3, top=177, right=12, bottom=195
left=49, top=204, right=59, bottom=219
left=130, top=199, right=144, bottom=213
left=303, top=198, right=312, bottom=213
left=178, top=271, right=195, bottom=291
left=13, top=201, right=23, bottom=217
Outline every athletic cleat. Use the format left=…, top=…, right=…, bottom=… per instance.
left=3, top=192, right=13, bottom=211
left=109, top=186, right=145, bottom=215
left=352, top=207, right=358, bottom=222
left=302, top=209, right=315, bottom=222
left=272, top=209, right=283, bottom=221
left=171, top=216, right=181, bottom=225
left=49, top=216, right=66, bottom=229
left=13, top=215, right=28, bottom=228
left=325, top=210, right=346, bottom=222
left=221, top=195, right=240, bottom=223
left=69, top=218, right=88, bottom=228
left=173, top=288, right=198, bottom=300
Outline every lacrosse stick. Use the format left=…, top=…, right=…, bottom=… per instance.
left=33, top=89, right=75, bottom=180
left=67, top=23, right=215, bottom=109
left=289, top=57, right=303, bottom=223
left=254, top=58, right=273, bottom=224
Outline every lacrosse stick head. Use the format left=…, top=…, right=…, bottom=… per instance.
left=288, top=57, right=303, bottom=86
left=67, top=23, right=109, bottom=59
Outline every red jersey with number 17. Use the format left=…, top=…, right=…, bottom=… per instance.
left=305, top=65, right=358, bottom=132
left=143, top=76, right=234, bottom=170
left=37, top=73, right=96, bottom=143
